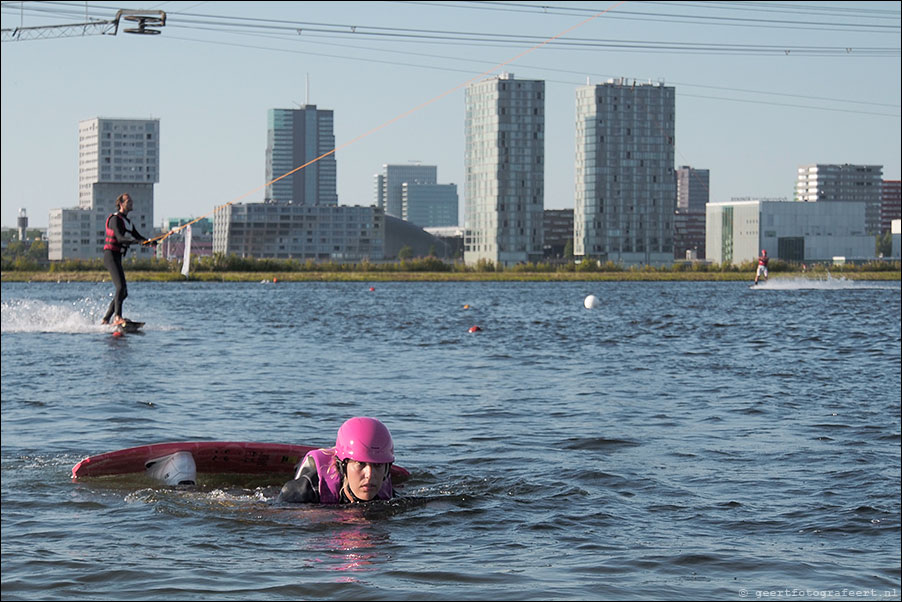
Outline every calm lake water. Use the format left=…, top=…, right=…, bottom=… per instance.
left=2, top=278, right=900, bottom=601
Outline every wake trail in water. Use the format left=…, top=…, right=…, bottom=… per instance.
left=2, top=298, right=109, bottom=333
left=752, top=276, right=899, bottom=291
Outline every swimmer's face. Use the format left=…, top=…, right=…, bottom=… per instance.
left=343, top=461, right=388, bottom=501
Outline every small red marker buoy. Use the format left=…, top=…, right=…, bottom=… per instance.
left=468, top=325, right=482, bottom=333
left=369, top=287, right=375, bottom=292
left=112, top=330, right=124, bottom=338
left=273, top=277, right=278, bottom=283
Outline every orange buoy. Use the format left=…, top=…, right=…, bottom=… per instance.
left=468, top=325, right=482, bottom=333
left=273, top=277, right=278, bottom=283
left=463, top=304, right=470, bottom=309
left=112, top=330, right=124, bottom=338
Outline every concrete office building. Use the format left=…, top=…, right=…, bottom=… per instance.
left=674, top=166, right=709, bottom=260
left=265, top=106, right=337, bottom=206
left=49, top=117, right=159, bottom=260
left=795, top=164, right=883, bottom=234
left=706, top=199, right=875, bottom=265
left=464, top=73, right=544, bottom=267
left=575, top=79, right=675, bottom=267
left=213, top=203, right=383, bottom=261
left=375, top=164, right=437, bottom=219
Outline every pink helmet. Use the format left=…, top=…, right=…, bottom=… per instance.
left=335, top=417, right=394, bottom=463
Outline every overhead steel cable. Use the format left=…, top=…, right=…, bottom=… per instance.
left=5, top=3, right=898, bottom=56
left=394, top=0, right=900, bottom=33
left=159, top=19, right=898, bottom=56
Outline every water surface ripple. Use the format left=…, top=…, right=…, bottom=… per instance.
left=2, top=280, right=900, bottom=600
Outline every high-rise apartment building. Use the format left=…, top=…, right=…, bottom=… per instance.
left=674, top=166, right=709, bottom=260
left=265, top=106, right=337, bottom=206
left=574, top=79, right=675, bottom=266
left=677, top=166, right=709, bottom=213
left=795, top=164, right=883, bottom=234
left=50, top=117, right=159, bottom=260
left=375, top=164, right=437, bottom=219
left=464, top=74, right=544, bottom=267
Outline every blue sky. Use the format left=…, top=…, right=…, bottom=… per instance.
left=2, top=1, right=899, bottom=229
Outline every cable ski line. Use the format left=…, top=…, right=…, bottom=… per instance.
left=148, top=0, right=628, bottom=244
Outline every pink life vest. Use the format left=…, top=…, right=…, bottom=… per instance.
left=104, top=214, right=124, bottom=253
left=304, top=448, right=393, bottom=504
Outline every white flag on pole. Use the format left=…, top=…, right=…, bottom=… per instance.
left=181, top=225, right=192, bottom=277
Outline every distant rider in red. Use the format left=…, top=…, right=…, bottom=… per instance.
left=754, top=249, right=769, bottom=285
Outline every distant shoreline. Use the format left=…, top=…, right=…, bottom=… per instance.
left=3, top=271, right=899, bottom=283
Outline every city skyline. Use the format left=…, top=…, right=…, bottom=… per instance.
left=1, top=1, right=899, bottom=229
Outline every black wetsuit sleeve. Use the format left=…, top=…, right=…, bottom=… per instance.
left=277, top=456, right=321, bottom=503
left=129, top=223, right=147, bottom=243
left=111, top=215, right=142, bottom=249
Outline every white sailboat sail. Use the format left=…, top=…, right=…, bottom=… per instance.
left=181, top=224, right=192, bottom=277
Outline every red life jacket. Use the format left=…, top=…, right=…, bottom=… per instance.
left=104, top=213, right=124, bottom=253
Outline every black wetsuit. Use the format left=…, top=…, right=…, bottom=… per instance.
left=102, top=213, right=147, bottom=323
left=278, top=455, right=400, bottom=504
left=277, top=455, right=352, bottom=503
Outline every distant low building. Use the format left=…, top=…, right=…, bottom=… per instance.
left=706, top=199, right=875, bottom=265
left=424, top=227, right=465, bottom=259
left=384, top=216, right=451, bottom=259
left=213, top=201, right=452, bottom=263
left=213, top=203, right=384, bottom=261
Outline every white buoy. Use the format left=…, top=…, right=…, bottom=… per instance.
left=584, top=295, right=600, bottom=309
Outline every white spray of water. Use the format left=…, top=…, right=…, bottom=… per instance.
left=1, top=298, right=108, bottom=333
left=752, top=275, right=899, bottom=291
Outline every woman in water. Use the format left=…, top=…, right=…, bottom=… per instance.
left=279, top=417, right=396, bottom=504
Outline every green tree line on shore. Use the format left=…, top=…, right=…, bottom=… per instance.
left=2, top=250, right=899, bottom=275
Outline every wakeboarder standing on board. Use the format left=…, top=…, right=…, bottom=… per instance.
left=100, top=193, right=156, bottom=326
left=753, top=249, right=769, bottom=286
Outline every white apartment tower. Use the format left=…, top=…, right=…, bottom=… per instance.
left=795, top=164, right=883, bottom=234
left=50, top=117, right=159, bottom=260
left=574, top=80, right=676, bottom=266
left=464, top=74, right=544, bottom=267
left=265, top=106, right=337, bottom=205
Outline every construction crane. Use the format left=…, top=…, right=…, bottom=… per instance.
left=1, top=9, right=165, bottom=42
